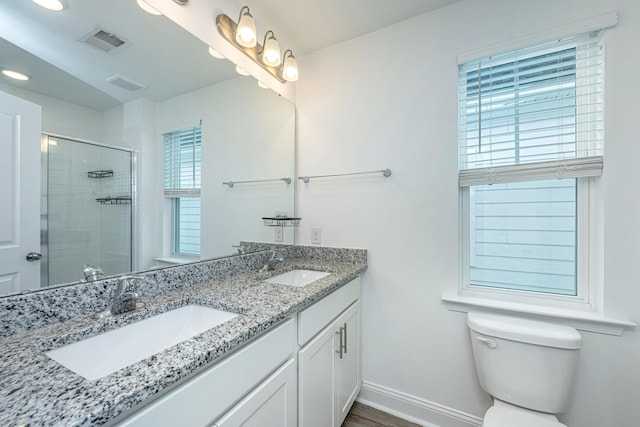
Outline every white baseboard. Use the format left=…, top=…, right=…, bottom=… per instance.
left=357, top=381, right=483, bottom=427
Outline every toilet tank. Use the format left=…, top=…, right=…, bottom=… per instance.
left=467, top=312, right=581, bottom=414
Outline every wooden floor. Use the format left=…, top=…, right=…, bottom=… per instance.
left=342, top=402, right=421, bottom=427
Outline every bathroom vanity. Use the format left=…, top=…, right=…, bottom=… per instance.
left=0, top=246, right=366, bottom=426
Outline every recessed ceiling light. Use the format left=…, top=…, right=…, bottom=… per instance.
left=31, top=0, right=67, bottom=12
left=208, top=46, right=225, bottom=59
left=137, top=0, right=162, bottom=16
left=2, top=69, right=30, bottom=81
left=235, top=65, right=250, bottom=76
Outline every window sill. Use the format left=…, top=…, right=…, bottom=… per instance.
left=154, top=256, right=199, bottom=266
left=442, top=294, right=636, bottom=336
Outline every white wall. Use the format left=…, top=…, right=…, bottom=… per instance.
left=0, top=82, right=105, bottom=141
left=157, top=77, right=295, bottom=259
left=296, top=0, right=640, bottom=426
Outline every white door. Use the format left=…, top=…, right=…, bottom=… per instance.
left=0, top=91, right=41, bottom=294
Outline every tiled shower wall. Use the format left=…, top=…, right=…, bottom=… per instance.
left=46, top=137, right=132, bottom=285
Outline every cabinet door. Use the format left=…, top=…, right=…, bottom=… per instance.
left=214, top=359, right=297, bottom=427
left=298, top=320, right=338, bottom=427
left=335, top=301, right=361, bottom=425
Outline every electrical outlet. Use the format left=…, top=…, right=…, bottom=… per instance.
left=311, top=226, right=321, bottom=245
left=274, top=227, right=284, bottom=242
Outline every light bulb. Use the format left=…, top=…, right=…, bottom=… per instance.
left=262, top=35, right=281, bottom=67
left=235, top=9, right=256, bottom=48
left=282, top=53, right=298, bottom=82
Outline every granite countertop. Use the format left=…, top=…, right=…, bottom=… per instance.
left=0, top=256, right=366, bottom=427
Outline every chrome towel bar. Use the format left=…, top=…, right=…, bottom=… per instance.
left=298, top=168, right=391, bottom=183
left=222, top=177, right=292, bottom=188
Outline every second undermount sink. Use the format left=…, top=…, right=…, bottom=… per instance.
left=46, top=304, right=238, bottom=380
left=264, top=269, right=330, bottom=287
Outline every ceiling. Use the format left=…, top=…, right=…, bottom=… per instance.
left=0, top=0, right=462, bottom=111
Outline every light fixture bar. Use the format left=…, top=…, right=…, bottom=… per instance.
left=216, top=13, right=286, bottom=83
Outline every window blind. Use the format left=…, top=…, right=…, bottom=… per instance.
left=164, top=126, right=202, bottom=197
left=458, top=30, right=604, bottom=186
left=164, top=126, right=202, bottom=255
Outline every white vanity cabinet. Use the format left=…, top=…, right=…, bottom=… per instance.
left=298, top=277, right=362, bottom=427
left=115, top=276, right=362, bottom=427
left=116, top=318, right=296, bottom=427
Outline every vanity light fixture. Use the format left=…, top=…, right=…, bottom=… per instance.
left=216, top=5, right=299, bottom=83
left=235, top=6, right=257, bottom=48
left=137, top=0, right=162, bottom=15
left=2, top=69, right=30, bottom=81
left=32, top=0, right=66, bottom=11
left=260, top=31, right=281, bottom=67
left=281, top=50, right=298, bottom=82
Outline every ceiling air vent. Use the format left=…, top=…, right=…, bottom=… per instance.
left=106, top=74, right=146, bottom=92
left=79, top=26, right=130, bottom=55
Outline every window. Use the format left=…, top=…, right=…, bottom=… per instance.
left=458, top=31, right=604, bottom=305
left=164, top=126, right=202, bottom=256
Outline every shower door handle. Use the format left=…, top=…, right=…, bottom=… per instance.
left=26, top=252, right=43, bottom=262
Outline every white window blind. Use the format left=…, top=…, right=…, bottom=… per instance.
left=458, top=30, right=604, bottom=187
left=164, top=126, right=202, bottom=197
left=164, top=126, right=202, bottom=255
left=458, top=29, right=607, bottom=299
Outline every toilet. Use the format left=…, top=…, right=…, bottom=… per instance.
left=466, top=312, right=582, bottom=427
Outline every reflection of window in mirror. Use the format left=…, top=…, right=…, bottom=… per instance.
left=163, top=126, right=202, bottom=256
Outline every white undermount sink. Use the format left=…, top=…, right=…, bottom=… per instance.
left=46, top=304, right=238, bottom=380
left=263, top=269, right=330, bottom=287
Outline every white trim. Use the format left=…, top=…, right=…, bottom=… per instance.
left=357, top=381, right=483, bottom=427
left=441, top=294, right=636, bottom=336
left=456, top=11, right=618, bottom=64
left=458, top=157, right=603, bottom=187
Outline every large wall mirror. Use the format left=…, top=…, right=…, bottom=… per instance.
left=0, top=0, right=295, bottom=297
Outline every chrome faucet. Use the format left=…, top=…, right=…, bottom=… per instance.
left=94, top=275, right=145, bottom=319
left=259, top=250, right=284, bottom=272
left=82, top=264, right=104, bottom=282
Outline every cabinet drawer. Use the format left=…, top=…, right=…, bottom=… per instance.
left=117, top=318, right=295, bottom=427
left=297, top=277, right=360, bottom=346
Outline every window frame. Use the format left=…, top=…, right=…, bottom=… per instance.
left=456, top=31, right=605, bottom=311
left=459, top=177, right=601, bottom=312
left=163, top=125, right=202, bottom=258
left=172, top=197, right=201, bottom=257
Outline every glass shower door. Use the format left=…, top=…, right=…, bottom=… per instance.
left=44, top=136, right=132, bottom=286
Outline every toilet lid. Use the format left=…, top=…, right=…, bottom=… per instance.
left=483, top=406, right=567, bottom=427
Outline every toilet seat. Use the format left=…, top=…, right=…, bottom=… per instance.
left=483, top=405, right=567, bottom=427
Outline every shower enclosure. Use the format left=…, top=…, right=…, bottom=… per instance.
left=41, top=135, right=133, bottom=287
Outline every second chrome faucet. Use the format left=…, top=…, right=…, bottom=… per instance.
left=94, top=275, right=145, bottom=319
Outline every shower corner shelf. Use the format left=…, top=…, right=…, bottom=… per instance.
left=96, top=196, right=131, bottom=205
left=88, top=170, right=114, bottom=179
left=262, top=217, right=301, bottom=227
